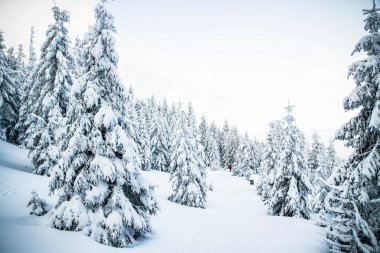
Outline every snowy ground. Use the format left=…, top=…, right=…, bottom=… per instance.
left=0, top=140, right=327, bottom=253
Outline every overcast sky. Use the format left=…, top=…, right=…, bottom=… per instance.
left=0, top=0, right=374, bottom=157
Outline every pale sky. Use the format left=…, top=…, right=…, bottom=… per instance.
left=0, top=0, right=373, bottom=157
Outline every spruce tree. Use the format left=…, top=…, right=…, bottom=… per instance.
left=0, top=32, right=20, bottom=143
left=15, top=26, right=37, bottom=145
left=136, top=100, right=152, bottom=170
left=205, top=121, right=221, bottom=170
left=204, top=125, right=221, bottom=170
left=267, top=114, right=311, bottom=219
left=256, top=120, right=284, bottom=200
left=199, top=115, right=208, bottom=148
left=324, top=2, right=380, bottom=252
left=220, top=120, right=230, bottom=167
left=26, top=6, right=74, bottom=176
left=150, top=103, right=169, bottom=172
left=233, top=133, right=252, bottom=178
left=49, top=1, right=158, bottom=247
left=169, top=111, right=207, bottom=208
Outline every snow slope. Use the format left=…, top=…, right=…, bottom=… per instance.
left=0, top=140, right=327, bottom=253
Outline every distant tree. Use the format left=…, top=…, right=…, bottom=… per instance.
left=150, top=102, right=169, bottom=172
left=204, top=125, right=221, bottom=170
left=219, top=119, right=230, bottom=166
left=232, top=133, right=251, bottom=178
left=15, top=26, right=37, bottom=145
left=135, top=100, right=152, bottom=170
left=199, top=115, right=208, bottom=148
left=0, top=32, right=20, bottom=143
left=169, top=111, right=207, bottom=208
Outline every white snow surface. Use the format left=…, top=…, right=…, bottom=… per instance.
left=0, top=140, right=327, bottom=253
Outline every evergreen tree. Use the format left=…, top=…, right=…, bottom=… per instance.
left=49, top=1, right=158, bottom=247
left=326, top=139, right=338, bottom=169
left=150, top=102, right=169, bottom=172
left=186, top=102, right=207, bottom=170
left=204, top=125, right=221, bottom=170
left=233, top=133, right=252, bottom=178
left=169, top=111, right=207, bottom=208
left=167, top=102, right=178, bottom=169
left=199, top=115, right=208, bottom=148
left=256, top=120, right=284, bottom=200
left=250, top=139, right=265, bottom=175
left=27, top=190, right=48, bottom=216
left=15, top=26, right=37, bottom=145
left=16, top=44, right=26, bottom=71
left=308, top=132, right=325, bottom=178
left=27, top=26, right=37, bottom=71
left=267, top=114, right=311, bottom=219
left=0, top=32, right=20, bottom=143
left=226, top=126, right=240, bottom=167
left=26, top=6, right=74, bottom=176
left=219, top=119, right=230, bottom=167
left=324, top=2, right=380, bottom=252
left=136, top=100, right=151, bottom=170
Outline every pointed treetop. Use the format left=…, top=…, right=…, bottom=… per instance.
left=284, top=98, right=295, bottom=114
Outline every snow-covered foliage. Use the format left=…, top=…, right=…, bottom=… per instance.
left=15, top=26, right=38, bottom=146
left=324, top=3, right=380, bottom=252
left=233, top=133, right=253, bottom=178
left=149, top=98, right=169, bottom=172
left=168, top=111, right=207, bottom=208
left=267, top=114, right=312, bottom=219
left=23, top=6, right=74, bottom=176
left=256, top=120, right=284, bottom=201
left=0, top=32, right=21, bottom=143
left=27, top=190, right=48, bottom=216
left=135, top=100, right=152, bottom=170
left=48, top=1, right=158, bottom=248
left=204, top=121, right=221, bottom=170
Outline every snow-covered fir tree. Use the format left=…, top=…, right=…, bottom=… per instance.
left=186, top=102, right=207, bottom=170
left=225, top=126, right=240, bottom=167
left=27, top=190, right=48, bottom=216
left=26, top=6, right=74, bottom=176
left=135, top=100, right=152, bottom=170
left=150, top=99, right=169, bottom=172
left=6, top=47, right=17, bottom=70
left=166, top=101, right=179, bottom=169
left=233, top=133, right=253, bottom=178
left=308, top=132, right=325, bottom=179
left=73, top=36, right=85, bottom=77
left=256, top=120, right=284, bottom=200
left=250, top=139, right=265, bottom=175
left=324, top=2, right=380, bottom=252
left=204, top=121, right=221, bottom=170
left=219, top=119, right=230, bottom=167
left=204, top=122, right=221, bottom=170
left=159, top=98, right=172, bottom=169
left=326, top=139, right=338, bottom=169
left=168, top=111, right=207, bottom=208
left=267, top=113, right=312, bottom=219
left=199, top=115, right=208, bottom=148
left=15, top=26, right=37, bottom=145
left=16, top=44, right=26, bottom=71
left=49, top=1, right=158, bottom=248
left=0, top=32, right=20, bottom=143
